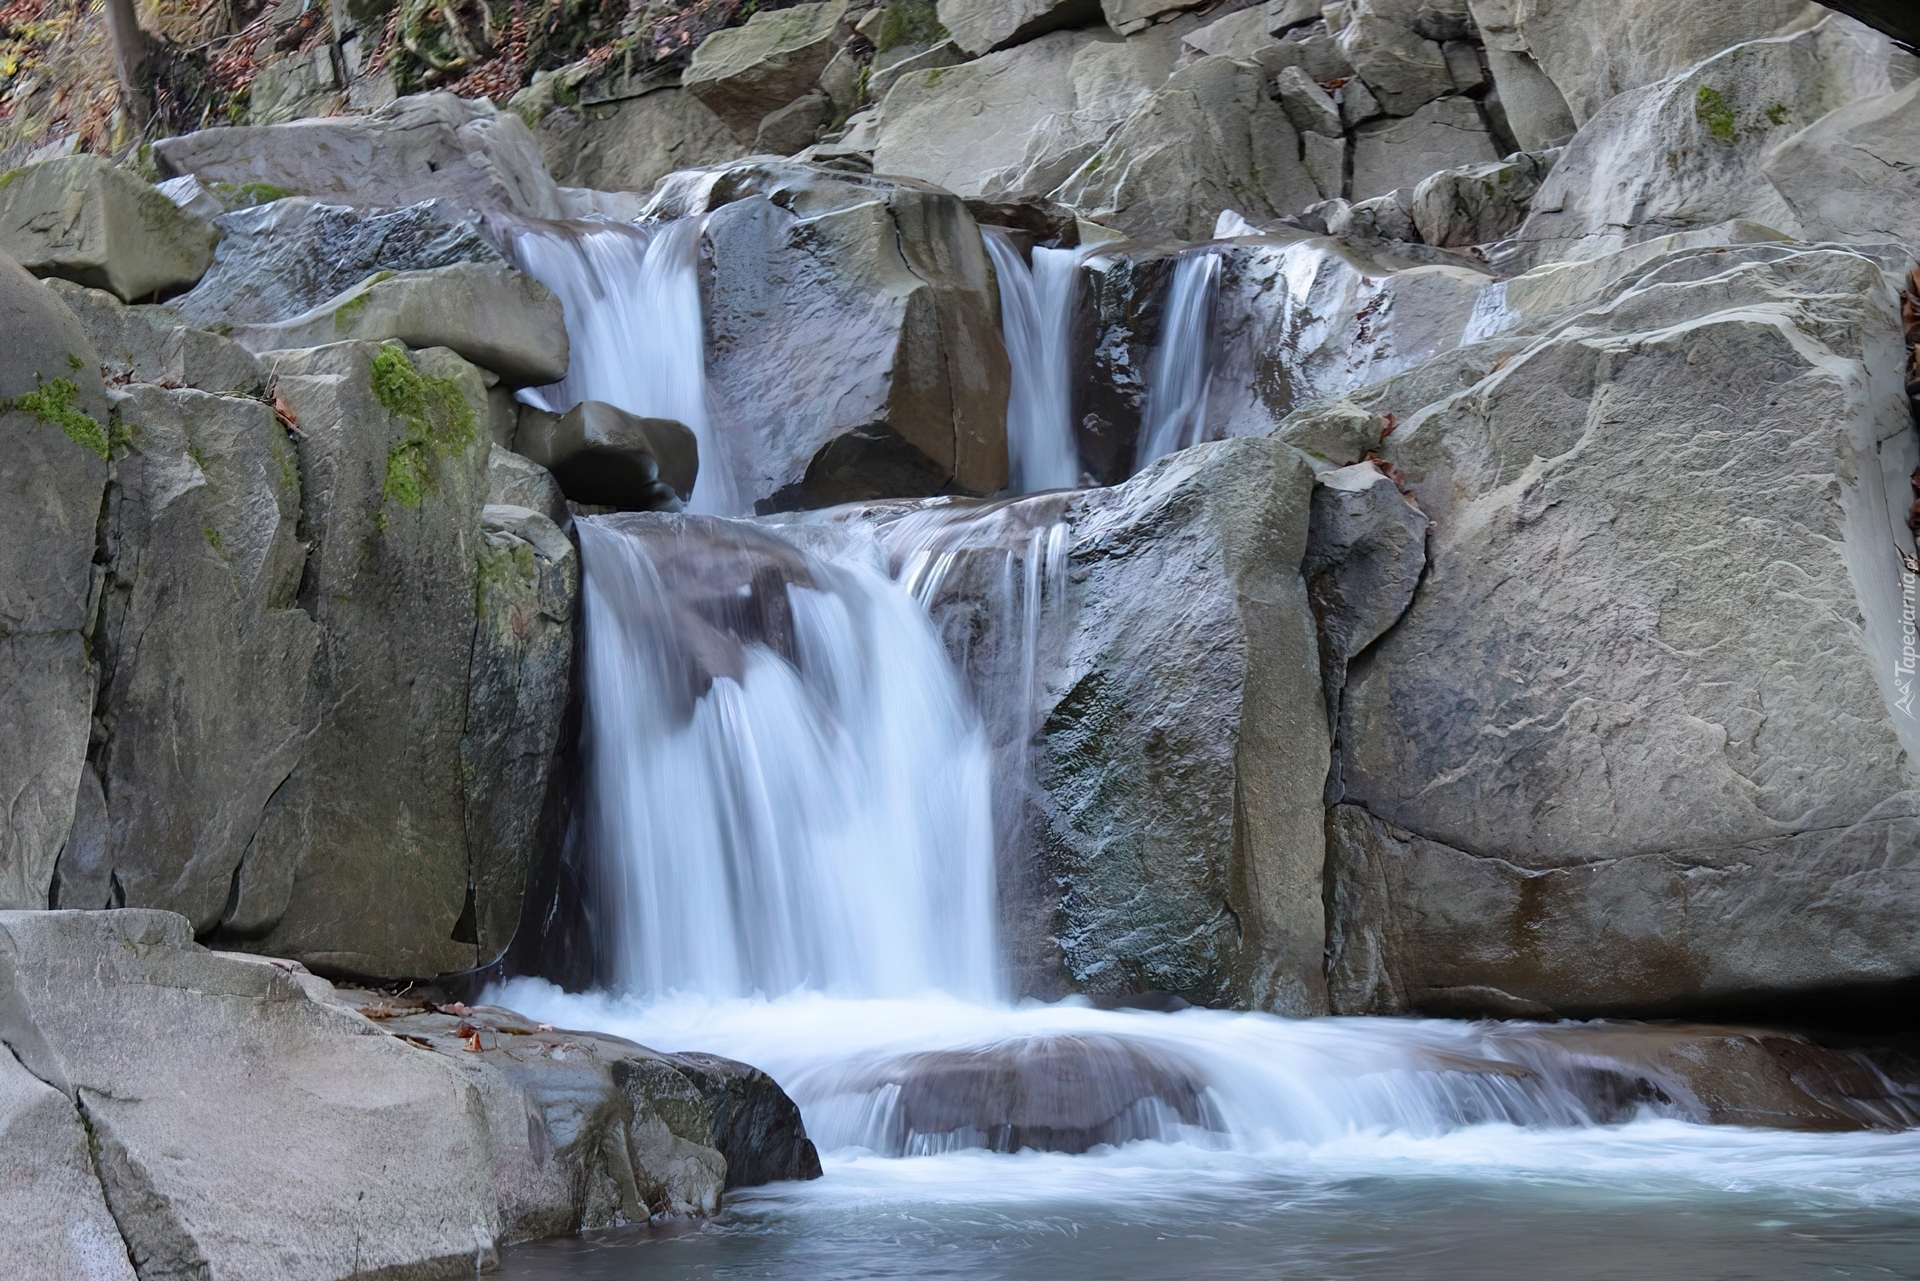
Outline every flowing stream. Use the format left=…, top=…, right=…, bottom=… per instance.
left=1134, top=249, right=1222, bottom=472
left=496, top=508, right=1920, bottom=1279
left=492, top=235, right=1920, bottom=1281
left=984, top=229, right=1084, bottom=493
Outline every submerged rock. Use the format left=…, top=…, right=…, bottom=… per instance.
left=0, top=156, right=219, bottom=302
left=823, top=1034, right=1220, bottom=1154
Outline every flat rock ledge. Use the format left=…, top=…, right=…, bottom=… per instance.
left=0, top=909, right=819, bottom=1281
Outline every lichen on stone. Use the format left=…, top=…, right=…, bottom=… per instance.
left=371, top=345, right=478, bottom=509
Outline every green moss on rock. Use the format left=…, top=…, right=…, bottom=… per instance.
left=1695, top=85, right=1737, bottom=144
left=5, top=373, right=109, bottom=460
left=371, top=346, right=478, bottom=509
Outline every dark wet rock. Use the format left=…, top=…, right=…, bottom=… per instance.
left=670, top=1052, right=826, bottom=1187
left=515, top=400, right=698, bottom=511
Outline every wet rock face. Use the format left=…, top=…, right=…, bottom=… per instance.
left=827, top=1034, right=1219, bottom=1155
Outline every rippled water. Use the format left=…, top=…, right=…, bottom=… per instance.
left=493, top=988, right=1920, bottom=1281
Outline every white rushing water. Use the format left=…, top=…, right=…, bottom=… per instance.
left=492, top=217, right=740, bottom=514
left=572, top=515, right=996, bottom=1000
left=983, top=229, right=1084, bottom=493
left=1134, top=249, right=1221, bottom=472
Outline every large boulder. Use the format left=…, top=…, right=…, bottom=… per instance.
left=1323, top=238, right=1920, bottom=1017
left=1513, top=16, right=1899, bottom=264
left=168, top=196, right=507, bottom=329
left=1348, top=95, right=1501, bottom=204
left=0, top=909, right=500, bottom=1278
left=0, top=258, right=109, bottom=911
left=938, top=0, right=1099, bottom=55
left=535, top=90, right=746, bottom=197
left=152, top=93, right=565, bottom=219
left=864, top=438, right=1330, bottom=1012
left=1762, top=77, right=1920, bottom=252
left=0, top=155, right=219, bottom=301
left=52, top=385, right=320, bottom=932
left=1473, top=0, right=1827, bottom=127
left=870, top=27, right=1181, bottom=204
left=228, top=261, right=570, bottom=388
left=222, top=342, right=493, bottom=978
left=683, top=0, right=850, bottom=140
left=1409, top=148, right=1557, bottom=247
left=1052, top=56, right=1321, bottom=241
left=667, top=161, right=1009, bottom=511
left=1336, top=11, right=1455, bottom=116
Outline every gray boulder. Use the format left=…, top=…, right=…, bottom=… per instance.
left=54, top=385, right=318, bottom=933
left=0, top=993, right=136, bottom=1280
left=864, top=38, right=970, bottom=106
left=1473, top=0, right=1829, bottom=127
left=1336, top=12, right=1454, bottom=116
left=515, top=399, right=699, bottom=510
left=247, top=45, right=346, bottom=125
left=755, top=89, right=835, bottom=154
left=937, top=0, right=1099, bottom=56
left=0, top=909, right=501, bottom=1278
left=168, top=196, right=507, bottom=329
left=466, top=504, right=578, bottom=965
left=673, top=160, right=1010, bottom=510
left=488, top=444, right=571, bottom=528
left=1052, top=56, right=1320, bottom=242
left=1514, top=16, right=1897, bottom=264
left=0, top=258, right=108, bottom=911
left=1101, top=0, right=1206, bottom=37
left=534, top=90, right=746, bottom=198
left=0, top=155, right=219, bottom=302
left=153, top=92, right=565, bottom=219
left=870, top=27, right=1181, bottom=204
left=684, top=0, right=850, bottom=140
left=228, top=261, right=570, bottom=388
left=1409, top=148, right=1557, bottom=247
left=1349, top=95, right=1501, bottom=203
left=1276, top=63, right=1344, bottom=137
left=869, top=438, right=1330, bottom=1012
left=44, top=278, right=267, bottom=396
left=1324, top=239, right=1920, bottom=1017
left=1763, top=77, right=1920, bottom=252
left=225, top=342, right=492, bottom=978
left=1181, top=5, right=1286, bottom=59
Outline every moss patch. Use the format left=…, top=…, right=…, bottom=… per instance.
left=332, top=271, right=396, bottom=332
left=1765, top=103, right=1790, bottom=126
left=371, top=346, right=477, bottom=509
left=876, top=0, right=947, bottom=52
left=4, top=372, right=109, bottom=459
left=1695, top=85, right=1737, bottom=144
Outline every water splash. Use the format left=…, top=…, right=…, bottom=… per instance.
left=573, top=514, right=997, bottom=1001
left=983, top=229, right=1085, bottom=493
left=1134, top=249, right=1221, bottom=471
left=491, top=216, right=740, bottom=514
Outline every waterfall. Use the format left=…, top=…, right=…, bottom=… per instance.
left=574, top=514, right=998, bottom=1001
left=491, top=216, right=740, bottom=515
left=983, top=229, right=1084, bottom=493
left=1134, top=250, right=1221, bottom=471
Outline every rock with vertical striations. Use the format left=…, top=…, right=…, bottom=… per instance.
left=0, top=257, right=109, bottom=911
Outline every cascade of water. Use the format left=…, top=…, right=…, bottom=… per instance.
left=491, top=216, right=740, bottom=514
left=982, top=229, right=1085, bottom=493
left=1134, top=250, right=1221, bottom=472
left=574, top=514, right=998, bottom=1001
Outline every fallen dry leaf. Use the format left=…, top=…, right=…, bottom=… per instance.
left=362, top=1002, right=396, bottom=1021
